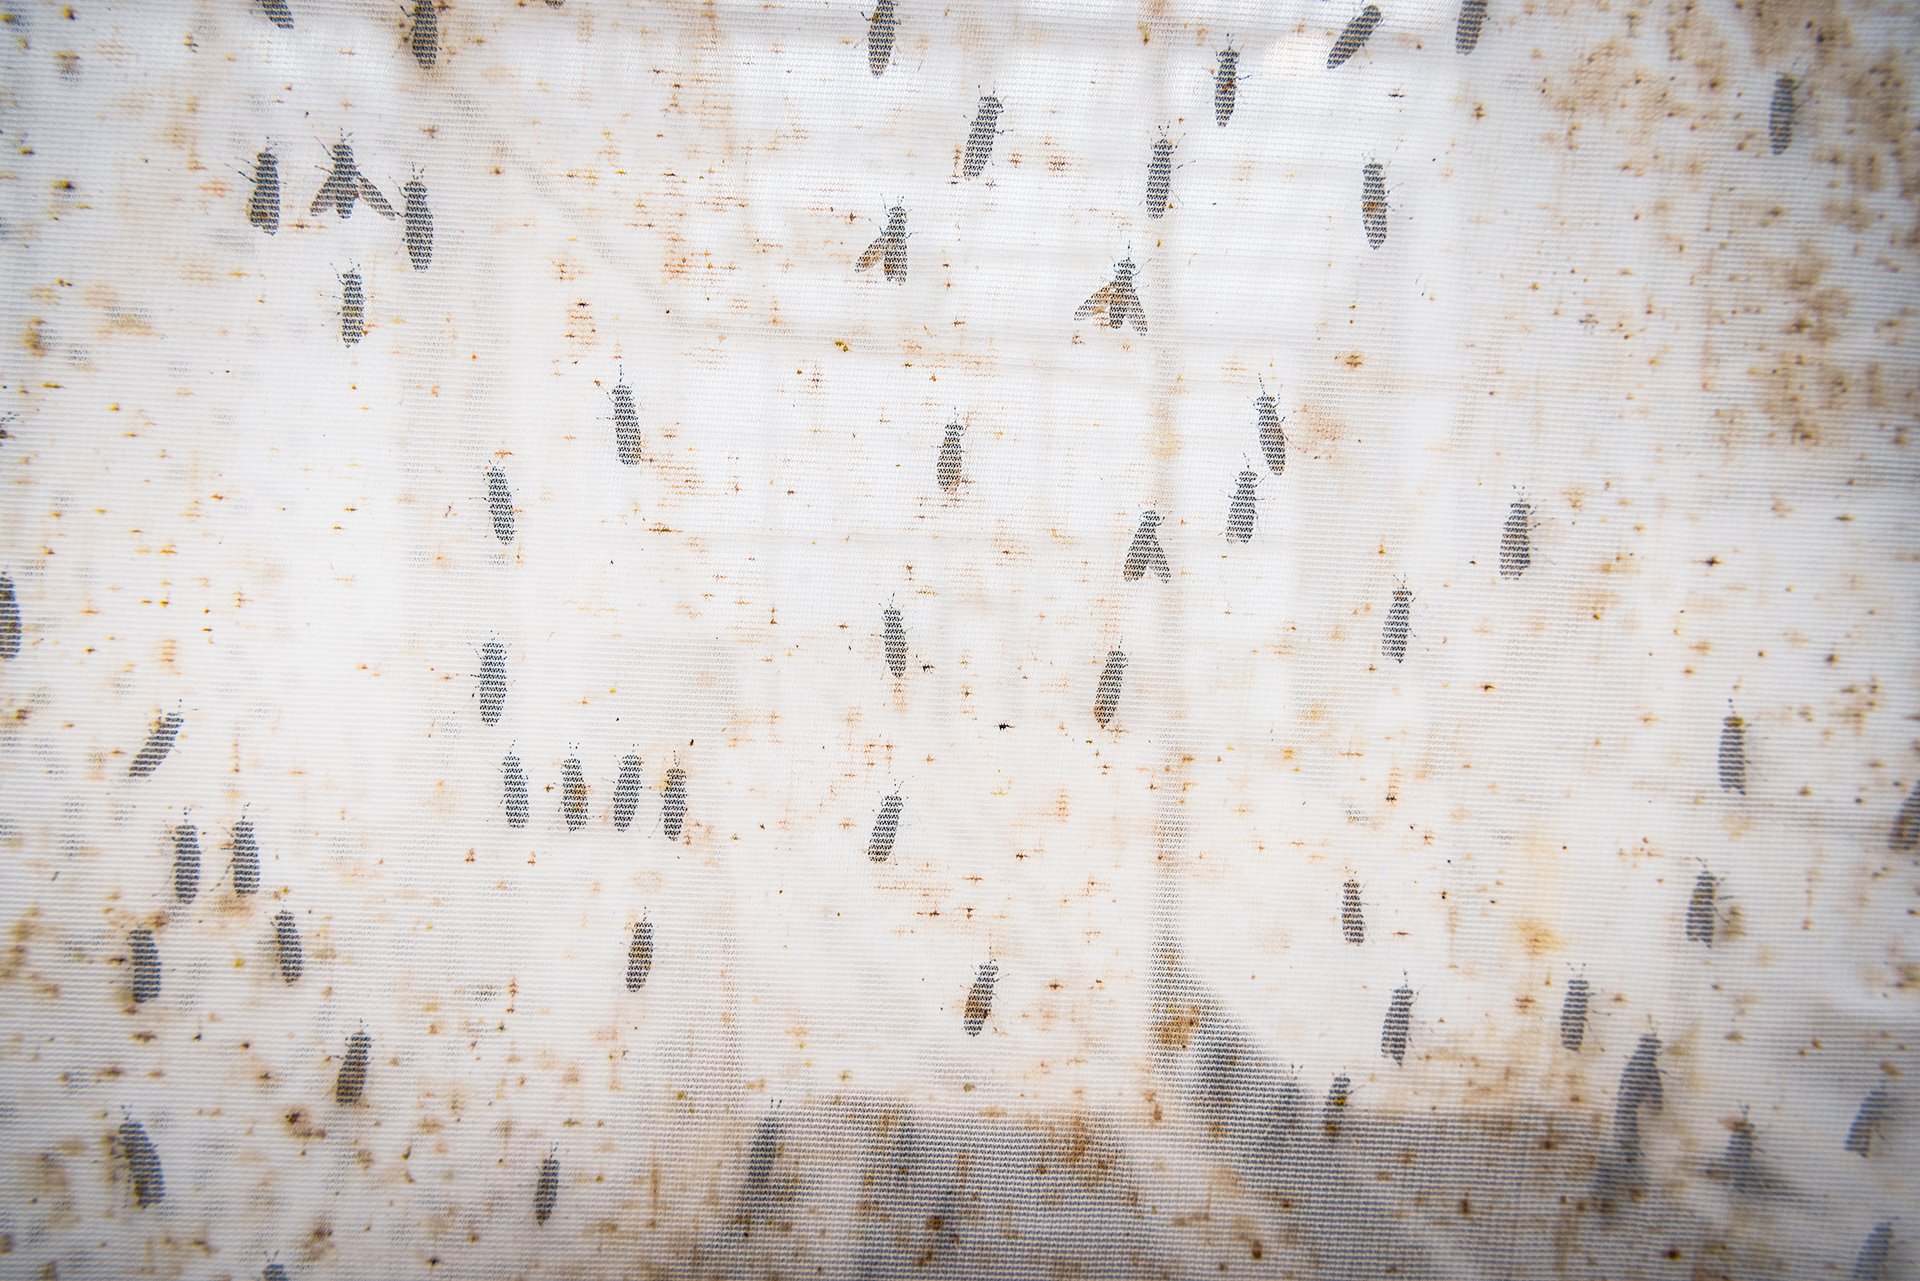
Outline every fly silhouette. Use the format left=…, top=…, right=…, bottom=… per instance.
left=855, top=204, right=907, bottom=283
left=311, top=138, right=395, bottom=220
left=1124, top=511, right=1170, bottom=581
left=1076, top=258, right=1147, bottom=334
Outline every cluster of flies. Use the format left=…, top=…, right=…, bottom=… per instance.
left=857, top=2, right=1477, bottom=306
left=496, top=747, right=691, bottom=840
left=254, top=0, right=466, bottom=66
left=1604, top=1028, right=1889, bottom=1256
left=1678, top=707, right=1752, bottom=951
left=1590, top=687, right=1898, bottom=1244
left=102, top=0, right=1849, bottom=1257
left=926, top=427, right=1535, bottom=724
left=865, top=538, right=1906, bottom=1223
left=470, top=641, right=690, bottom=837
left=851, top=1, right=1798, bottom=703
left=587, top=781, right=997, bottom=1034
left=0, top=572, right=20, bottom=659
left=240, top=0, right=551, bottom=356
left=862, top=0, right=1799, bottom=318
left=850, top=89, right=1000, bottom=283
left=245, top=135, right=434, bottom=346
left=859, top=1, right=1556, bottom=691
left=114, top=738, right=441, bottom=1228
left=1375, top=495, right=1534, bottom=665
left=472, top=379, right=644, bottom=543
left=1208, top=981, right=1414, bottom=1120
left=120, top=716, right=309, bottom=1009
left=929, top=415, right=1528, bottom=719
left=746, top=596, right=1004, bottom=1021
left=113, top=698, right=320, bottom=1236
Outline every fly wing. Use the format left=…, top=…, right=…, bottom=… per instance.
left=311, top=171, right=351, bottom=217
left=1148, top=540, right=1170, bottom=581
left=1075, top=281, right=1119, bottom=324
left=855, top=233, right=887, bottom=272
left=357, top=175, right=397, bottom=219
left=1118, top=284, right=1148, bottom=334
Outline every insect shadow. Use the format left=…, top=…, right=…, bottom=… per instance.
left=1853, top=1222, right=1893, bottom=1280
left=117, top=1113, right=165, bottom=1206
left=936, top=412, right=966, bottom=495
left=1718, top=700, right=1748, bottom=795
left=958, top=92, right=1004, bottom=181
left=627, top=914, right=654, bottom=990
left=1456, top=0, right=1489, bottom=55
left=1703, top=1106, right=1775, bottom=1194
left=1360, top=159, right=1390, bottom=249
left=274, top=908, right=304, bottom=984
left=0, top=572, right=20, bottom=658
left=1319, top=1070, right=1354, bottom=1134
left=335, top=1027, right=373, bottom=1104
left=660, top=760, right=689, bottom=841
left=230, top=806, right=261, bottom=896
left=535, top=1149, right=561, bottom=1223
left=1559, top=970, right=1591, bottom=1051
left=405, top=0, right=439, bottom=70
left=612, top=751, right=645, bottom=831
left=1327, top=4, right=1383, bottom=70
left=1213, top=41, right=1241, bottom=127
left=1684, top=861, right=1721, bottom=947
left=1254, top=378, right=1287, bottom=475
left=1844, top=1088, right=1889, bottom=1157
left=1076, top=253, right=1148, bottom=334
left=1498, top=487, right=1537, bottom=579
left=1380, top=577, right=1413, bottom=665
left=400, top=166, right=433, bottom=270
left=171, top=810, right=201, bottom=904
left=882, top=596, right=908, bottom=679
left=474, top=637, right=508, bottom=726
left=129, top=927, right=161, bottom=1004
left=963, top=959, right=1000, bottom=1036
left=561, top=747, right=589, bottom=831
left=1380, top=976, right=1414, bottom=1065
left=502, top=748, right=530, bottom=828
left=129, top=706, right=184, bottom=778
left=867, top=785, right=904, bottom=863
left=1123, top=510, right=1169, bottom=582
left=1225, top=463, right=1260, bottom=543
left=865, top=0, right=897, bottom=76
left=1610, top=1027, right=1665, bottom=1167
left=1890, top=777, right=1920, bottom=852
left=242, top=145, right=280, bottom=234
left=483, top=462, right=515, bottom=544
left=1093, top=645, right=1128, bottom=729
left=1145, top=127, right=1188, bottom=218
left=1768, top=73, right=1798, bottom=155
left=609, top=367, right=643, bottom=466
left=311, top=135, right=394, bottom=220
left=855, top=199, right=908, bottom=284
left=337, top=266, right=366, bottom=346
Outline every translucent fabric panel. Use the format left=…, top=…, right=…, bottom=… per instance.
left=0, top=0, right=1914, bottom=1277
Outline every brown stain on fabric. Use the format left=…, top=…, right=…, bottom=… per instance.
left=1736, top=0, right=1920, bottom=238
left=1517, top=920, right=1563, bottom=957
